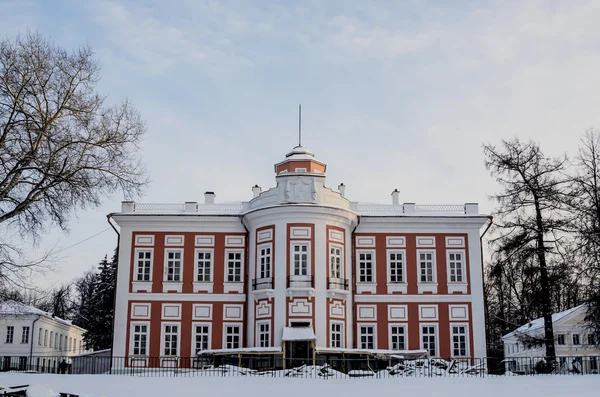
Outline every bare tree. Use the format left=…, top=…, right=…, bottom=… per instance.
left=0, top=31, right=148, bottom=286
left=484, top=138, right=570, bottom=365
left=566, top=128, right=600, bottom=343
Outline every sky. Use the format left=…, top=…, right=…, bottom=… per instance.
left=2, top=0, right=600, bottom=289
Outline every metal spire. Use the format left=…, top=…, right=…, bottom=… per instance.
left=298, top=104, right=302, bottom=147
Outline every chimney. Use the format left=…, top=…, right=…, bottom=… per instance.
left=338, top=183, right=346, bottom=197
left=204, top=191, right=215, bottom=204
left=252, top=184, right=262, bottom=198
left=391, top=189, right=399, bottom=205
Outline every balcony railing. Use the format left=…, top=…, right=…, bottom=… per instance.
left=328, top=277, right=349, bottom=290
left=287, top=275, right=314, bottom=288
left=252, top=277, right=273, bottom=290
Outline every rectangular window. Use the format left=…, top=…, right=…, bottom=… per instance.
left=359, top=325, right=375, bottom=349
left=196, top=250, right=212, bottom=282
left=588, top=334, right=596, bottom=346
left=225, top=325, right=241, bottom=349
left=44, top=330, right=48, bottom=346
left=292, top=243, right=309, bottom=276
left=448, top=252, right=464, bottom=282
left=358, top=251, right=374, bottom=282
left=38, top=329, right=42, bottom=346
left=163, top=325, right=178, bottom=356
left=226, top=250, right=243, bottom=282
left=557, top=334, right=566, bottom=345
left=388, top=251, right=404, bottom=283
left=135, top=249, right=152, bottom=281
left=330, top=246, right=342, bottom=278
left=21, top=326, right=30, bottom=344
left=165, top=249, right=182, bottom=282
left=54, top=333, right=58, bottom=349
left=68, top=338, right=72, bottom=352
left=452, top=325, right=468, bottom=356
left=331, top=323, right=343, bottom=348
left=6, top=326, right=14, bottom=344
left=259, top=245, right=271, bottom=278
left=419, top=251, right=435, bottom=282
left=194, top=324, right=210, bottom=353
left=421, top=326, right=437, bottom=357
left=49, top=331, right=53, bottom=348
left=573, top=334, right=581, bottom=345
left=59, top=334, right=63, bottom=350
left=133, top=324, right=148, bottom=355
left=257, top=323, right=270, bottom=348
left=390, top=325, right=406, bottom=350
left=591, top=357, right=598, bottom=371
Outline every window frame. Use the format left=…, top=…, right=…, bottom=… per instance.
left=21, top=326, right=30, bottom=344
left=224, top=249, right=244, bottom=283
left=191, top=322, right=211, bottom=355
left=356, top=250, right=376, bottom=283
left=329, top=244, right=343, bottom=279
left=388, top=323, right=408, bottom=351
left=161, top=322, right=181, bottom=357
left=164, top=248, right=184, bottom=283
left=38, top=328, right=42, bottom=346
left=290, top=241, right=311, bottom=277
left=256, top=321, right=271, bottom=348
left=44, top=330, right=48, bottom=347
left=417, top=250, right=437, bottom=283
left=450, top=323, right=470, bottom=357
left=330, top=321, right=344, bottom=349
left=386, top=249, right=406, bottom=284
left=223, top=323, right=243, bottom=350
left=134, top=248, right=154, bottom=282
left=358, top=323, right=377, bottom=350
left=5, top=326, right=14, bottom=344
left=420, top=323, right=439, bottom=357
left=130, top=322, right=150, bottom=356
left=557, top=334, right=566, bottom=345
left=573, top=333, right=581, bottom=345
left=194, top=248, right=214, bottom=283
left=257, top=243, right=273, bottom=279
left=446, top=250, right=466, bottom=284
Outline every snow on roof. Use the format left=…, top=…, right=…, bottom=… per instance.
left=71, top=349, right=111, bottom=358
left=282, top=327, right=316, bottom=341
left=0, top=300, right=85, bottom=331
left=197, top=347, right=282, bottom=355
left=502, top=304, right=587, bottom=340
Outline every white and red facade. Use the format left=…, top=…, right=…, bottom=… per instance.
left=111, top=146, right=490, bottom=366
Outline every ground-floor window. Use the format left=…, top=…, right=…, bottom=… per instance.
left=331, top=322, right=343, bottom=348
left=257, top=322, right=270, bottom=348
left=421, top=325, right=437, bottom=357
left=389, top=325, right=406, bottom=350
left=194, top=324, right=210, bottom=353
left=225, top=325, right=241, bottom=349
left=359, top=325, right=375, bottom=350
left=163, top=324, right=179, bottom=356
left=133, top=324, right=148, bottom=355
left=451, top=325, right=468, bottom=356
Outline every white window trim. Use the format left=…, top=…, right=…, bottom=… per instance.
left=129, top=321, right=151, bottom=357
left=193, top=248, right=215, bottom=293
left=289, top=241, right=312, bottom=276
left=446, top=250, right=467, bottom=293
left=386, top=249, right=407, bottom=294
left=358, top=323, right=377, bottom=350
left=330, top=320, right=345, bottom=349
left=160, top=322, right=181, bottom=357
left=417, top=249, right=438, bottom=294
left=257, top=243, right=273, bottom=279
left=256, top=320, right=271, bottom=348
left=420, top=323, right=439, bottom=357
left=356, top=249, right=376, bottom=294
left=329, top=244, right=344, bottom=279
left=388, top=323, right=408, bottom=351
left=449, top=322, right=470, bottom=358
left=222, top=322, right=243, bottom=350
left=572, top=333, right=581, bottom=345
left=224, top=249, right=245, bottom=294
left=191, top=322, right=212, bottom=355
left=132, top=248, right=154, bottom=292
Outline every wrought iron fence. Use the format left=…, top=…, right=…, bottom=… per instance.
left=1, top=355, right=599, bottom=378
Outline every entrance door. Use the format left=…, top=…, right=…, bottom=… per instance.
left=285, top=340, right=313, bottom=368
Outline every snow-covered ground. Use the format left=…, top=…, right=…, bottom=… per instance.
left=1, top=373, right=600, bottom=397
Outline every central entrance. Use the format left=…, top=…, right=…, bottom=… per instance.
left=282, top=322, right=316, bottom=368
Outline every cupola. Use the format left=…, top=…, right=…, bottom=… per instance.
left=274, top=145, right=326, bottom=175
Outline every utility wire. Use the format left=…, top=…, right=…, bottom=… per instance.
left=52, top=228, right=112, bottom=255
